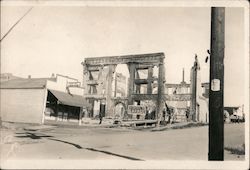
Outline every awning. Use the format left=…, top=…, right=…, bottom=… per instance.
left=49, top=89, right=87, bottom=108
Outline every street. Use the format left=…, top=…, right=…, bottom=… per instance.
left=1, top=122, right=245, bottom=163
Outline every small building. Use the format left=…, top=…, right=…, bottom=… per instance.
left=224, top=106, right=244, bottom=117
left=224, top=106, right=240, bottom=116
left=224, top=106, right=245, bottom=123
left=0, top=74, right=88, bottom=125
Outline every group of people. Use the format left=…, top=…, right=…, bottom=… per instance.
left=98, top=103, right=190, bottom=124
left=145, top=103, right=175, bottom=124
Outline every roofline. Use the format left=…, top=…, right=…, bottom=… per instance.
left=82, top=52, right=165, bottom=63
left=67, top=86, right=84, bottom=89
left=224, top=106, right=240, bottom=108
left=48, top=89, right=83, bottom=98
left=0, top=87, right=46, bottom=89
left=21, top=77, right=55, bottom=80
left=56, top=74, right=78, bottom=81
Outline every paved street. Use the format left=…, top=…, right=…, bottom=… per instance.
left=1, top=122, right=245, bottom=163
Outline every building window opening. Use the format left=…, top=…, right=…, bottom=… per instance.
left=89, top=71, right=99, bottom=80
left=152, top=81, right=158, bottom=94
left=140, top=84, right=147, bottom=94
left=89, top=85, right=97, bottom=94
left=114, top=64, right=129, bottom=97
left=136, top=69, right=148, bottom=79
left=153, top=66, right=158, bottom=78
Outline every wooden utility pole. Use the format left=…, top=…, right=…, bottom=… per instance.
left=209, top=7, right=225, bottom=161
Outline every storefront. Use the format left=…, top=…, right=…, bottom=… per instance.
left=1, top=74, right=88, bottom=125
left=45, top=89, right=88, bottom=124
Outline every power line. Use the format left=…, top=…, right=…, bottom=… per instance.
left=1, top=7, right=33, bottom=42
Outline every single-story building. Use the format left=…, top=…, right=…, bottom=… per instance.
left=0, top=74, right=88, bottom=125
left=224, top=106, right=241, bottom=116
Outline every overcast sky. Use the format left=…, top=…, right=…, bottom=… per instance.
left=0, top=5, right=246, bottom=106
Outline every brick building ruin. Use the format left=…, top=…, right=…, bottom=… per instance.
left=81, top=53, right=209, bottom=123
left=81, top=52, right=165, bottom=120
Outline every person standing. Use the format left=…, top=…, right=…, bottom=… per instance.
left=162, top=109, right=166, bottom=121
left=165, top=103, right=171, bottom=123
left=99, top=112, right=103, bottom=124
left=186, top=109, right=189, bottom=122
left=99, top=103, right=105, bottom=124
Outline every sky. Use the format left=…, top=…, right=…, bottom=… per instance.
left=0, top=5, right=247, bottom=106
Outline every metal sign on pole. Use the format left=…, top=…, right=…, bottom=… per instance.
left=208, top=7, right=225, bottom=161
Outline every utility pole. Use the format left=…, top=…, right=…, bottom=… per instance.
left=209, top=7, right=225, bottom=161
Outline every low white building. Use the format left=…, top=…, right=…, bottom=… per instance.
left=0, top=74, right=88, bottom=125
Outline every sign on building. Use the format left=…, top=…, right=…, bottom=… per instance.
left=128, top=105, right=146, bottom=120
left=67, top=82, right=81, bottom=87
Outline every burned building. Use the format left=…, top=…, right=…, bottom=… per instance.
left=81, top=52, right=165, bottom=121
left=165, top=69, right=191, bottom=122
left=164, top=57, right=210, bottom=123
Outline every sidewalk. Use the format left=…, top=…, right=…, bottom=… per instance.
left=44, top=118, right=208, bottom=130
left=23, top=125, right=57, bottom=131
left=1, top=120, right=208, bottom=131
left=80, top=118, right=118, bottom=128
left=1, top=122, right=56, bottom=131
left=43, top=118, right=116, bottom=129
left=151, top=121, right=208, bottom=131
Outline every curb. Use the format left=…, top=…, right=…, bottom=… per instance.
left=151, top=122, right=208, bottom=132
left=23, top=125, right=56, bottom=131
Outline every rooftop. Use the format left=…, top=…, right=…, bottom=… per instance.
left=0, top=73, right=23, bottom=82
left=49, top=89, right=88, bottom=108
left=0, top=78, right=56, bottom=89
